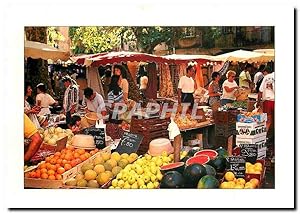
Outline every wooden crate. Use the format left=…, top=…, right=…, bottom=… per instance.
left=215, top=123, right=237, bottom=137
left=130, top=116, right=170, bottom=155
left=24, top=147, right=111, bottom=189
left=213, top=110, right=239, bottom=125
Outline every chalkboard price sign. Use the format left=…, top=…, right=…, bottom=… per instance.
left=83, top=127, right=105, bottom=149
left=226, top=156, right=246, bottom=178
left=116, top=132, right=143, bottom=154
left=240, top=144, right=257, bottom=164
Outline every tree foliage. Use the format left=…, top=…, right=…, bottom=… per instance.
left=69, top=26, right=184, bottom=54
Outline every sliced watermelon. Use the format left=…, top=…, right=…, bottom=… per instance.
left=194, top=149, right=218, bottom=160
left=160, top=162, right=185, bottom=175
left=186, top=155, right=210, bottom=166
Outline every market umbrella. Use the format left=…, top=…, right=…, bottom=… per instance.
left=71, top=52, right=108, bottom=66
left=25, top=40, right=70, bottom=61
left=214, top=49, right=274, bottom=63
left=162, top=54, right=218, bottom=64
left=86, top=51, right=171, bottom=67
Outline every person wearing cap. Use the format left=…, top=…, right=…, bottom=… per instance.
left=62, top=75, right=79, bottom=125
left=177, top=63, right=197, bottom=108
left=239, top=63, right=253, bottom=88
left=36, top=83, right=58, bottom=116
left=24, top=113, right=43, bottom=162
left=82, top=87, right=107, bottom=116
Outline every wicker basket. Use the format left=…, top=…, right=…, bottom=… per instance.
left=85, top=112, right=100, bottom=125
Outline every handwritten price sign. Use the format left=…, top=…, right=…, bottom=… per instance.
left=115, top=132, right=143, bottom=154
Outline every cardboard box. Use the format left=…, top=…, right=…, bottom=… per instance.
left=236, top=122, right=267, bottom=137
left=237, top=113, right=267, bottom=123
left=236, top=135, right=267, bottom=145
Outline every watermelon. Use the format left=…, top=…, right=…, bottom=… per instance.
left=216, top=147, right=229, bottom=158
left=160, top=171, right=185, bottom=188
left=186, top=155, right=210, bottom=166
left=207, top=156, right=227, bottom=173
left=187, top=147, right=201, bottom=157
left=180, top=156, right=190, bottom=163
left=197, top=175, right=219, bottom=189
left=160, top=162, right=185, bottom=175
left=183, top=163, right=207, bottom=188
left=203, top=164, right=217, bottom=177
left=194, top=149, right=218, bottom=160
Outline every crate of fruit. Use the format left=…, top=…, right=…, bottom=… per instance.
left=24, top=146, right=109, bottom=189
left=213, top=110, right=239, bottom=125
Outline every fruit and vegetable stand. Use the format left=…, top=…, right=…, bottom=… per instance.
left=24, top=109, right=270, bottom=189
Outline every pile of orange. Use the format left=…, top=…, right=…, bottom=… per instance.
left=25, top=146, right=99, bottom=180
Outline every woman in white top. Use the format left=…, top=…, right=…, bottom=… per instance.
left=36, top=83, right=57, bottom=116
left=113, top=64, right=129, bottom=103
left=24, top=82, right=41, bottom=128
left=221, top=70, right=239, bottom=106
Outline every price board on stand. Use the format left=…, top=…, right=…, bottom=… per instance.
left=83, top=127, right=105, bottom=149
left=226, top=156, right=246, bottom=178
left=240, top=144, right=258, bottom=164
left=115, top=132, right=143, bottom=154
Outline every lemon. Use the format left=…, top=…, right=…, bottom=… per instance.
left=136, top=159, right=143, bottom=165
left=254, top=165, right=263, bottom=172
left=236, top=178, right=246, bottom=186
left=121, top=153, right=129, bottom=159
left=128, top=175, right=136, bottom=185
left=155, top=159, right=163, bottom=167
left=244, top=182, right=255, bottom=189
left=254, top=162, right=262, bottom=169
left=234, top=184, right=244, bottom=189
left=111, top=179, right=118, bottom=187
left=154, top=181, right=160, bottom=188
left=245, top=162, right=252, bottom=168
left=219, top=182, right=230, bottom=189
left=150, top=174, right=157, bottom=182
left=140, top=184, right=147, bottom=189
left=224, top=171, right=235, bottom=182
left=137, top=178, right=145, bottom=187
left=123, top=182, right=131, bottom=189
left=156, top=173, right=163, bottom=181
left=147, top=182, right=155, bottom=189
left=250, top=178, right=260, bottom=188
left=145, top=154, right=152, bottom=160
left=117, top=180, right=125, bottom=188
left=150, top=166, right=157, bottom=174
left=143, top=175, right=150, bottom=183
left=131, top=182, right=138, bottom=189
left=161, top=151, right=168, bottom=157
left=136, top=166, right=144, bottom=175
left=228, top=181, right=236, bottom=188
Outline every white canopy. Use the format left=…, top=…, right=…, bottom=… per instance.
left=214, top=49, right=274, bottom=63
left=25, top=40, right=70, bottom=61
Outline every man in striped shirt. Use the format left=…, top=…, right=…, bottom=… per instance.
left=62, top=76, right=79, bottom=125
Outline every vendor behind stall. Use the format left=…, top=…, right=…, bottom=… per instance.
left=82, top=87, right=107, bottom=117
left=36, top=83, right=58, bottom=116
left=177, top=63, right=197, bottom=108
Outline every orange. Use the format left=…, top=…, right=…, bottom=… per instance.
left=55, top=174, right=62, bottom=180
left=40, top=168, right=47, bottom=174
left=75, top=158, right=82, bottom=165
left=224, top=171, right=235, bottom=182
left=64, top=163, right=72, bottom=171
left=68, top=146, right=75, bottom=151
left=57, top=167, right=66, bottom=174
left=250, top=178, right=260, bottom=188
left=56, top=158, right=62, bottom=164
left=84, top=153, right=91, bottom=159
left=45, top=157, right=51, bottom=163
left=48, top=175, right=56, bottom=180
left=41, top=173, right=48, bottom=179
left=62, top=160, right=68, bottom=165
left=39, top=163, right=47, bottom=169
left=54, top=152, right=61, bottom=157
left=74, top=152, right=80, bottom=158
left=90, top=151, right=96, bottom=156
left=78, top=149, right=85, bottom=155
left=60, top=154, right=65, bottom=160
left=65, top=153, right=73, bottom=161
left=47, top=169, right=55, bottom=175
left=35, top=169, right=41, bottom=178
left=29, top=171, right=37, bottom=178
left=24, top=173, right=30, bottom=178
left=70, top=159, right=77, bottom=167
left=55, top=163, right=61, bottom=169
left=50, top=158, right=57, bottom=165
left=49, top=155, right=55, bottom=159
left=61, top=149, right=67, bottom=154
left=94, top=148, right=99, bottom=153
left=80, top=154, right=87, bottom=162
left=46, top=163, right=52, bottom=170
left=50, top=164, right=57, bottom=171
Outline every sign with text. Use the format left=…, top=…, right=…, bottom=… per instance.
left=115, top=132, right=143, bottom=154
left=83, top=127, right=105, bottom=149
left=240, top=143, right=257, bottom=164
left=226, top=156, right=246, bottom=178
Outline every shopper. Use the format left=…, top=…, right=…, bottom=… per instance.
left=177, top=63, right=197, bottom=107
left=257, top=66, right=275, bottom=135
left=24, top=82, right=41, bottom=128
left=82, top=87, right=107, bottom=117
left=36, top=83, right=58, bottom=116
left=37, top=115, right=49, bottom=128
left=208, top=71, right=222, bottom=108
left=62, top=75, right=79, bottom=126
left=139, top=68, right=149, bottom=100
left=221, top=70, right=239, bottom=106
left=113, top=64, right=129, bottom=103
left=239, top=63, right=253, bottom=88
left=107, top=75, right=124, bottom=123
left=254, top=64, right=266, bottom=93
left=68, top=115, right=82, bottom=134
left=24, top=113, right=43, bottom=162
